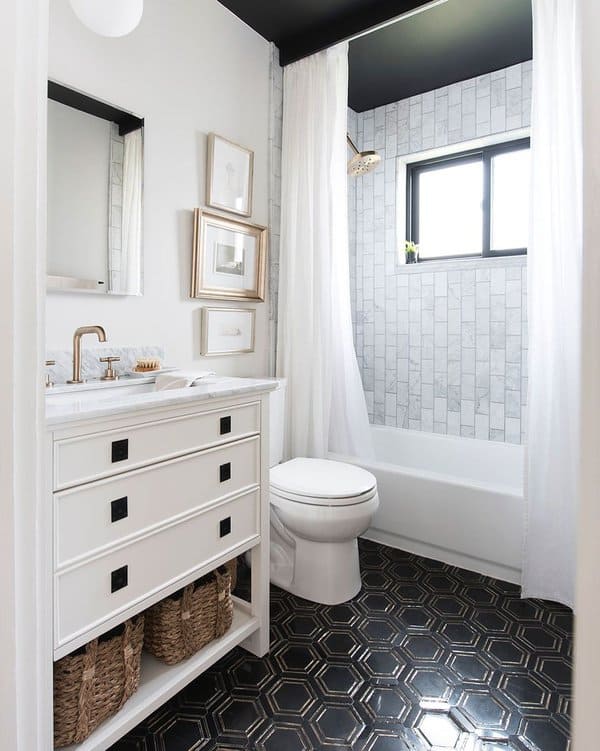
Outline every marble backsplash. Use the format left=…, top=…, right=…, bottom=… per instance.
left=46, top=344, right=165, bottom=385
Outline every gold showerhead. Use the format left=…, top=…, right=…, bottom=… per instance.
left=347, top=134, right=381, bottom=177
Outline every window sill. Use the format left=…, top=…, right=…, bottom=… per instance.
left=395, top=254, right=527, bottom=274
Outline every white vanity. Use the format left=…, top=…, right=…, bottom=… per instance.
left=46, top=376, right=276, bottom=750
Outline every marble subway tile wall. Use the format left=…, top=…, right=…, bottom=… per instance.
left=46, top=344, right=165, bottom=384
left=108, top=125, right=124, bottom=292
left=350, top=62, right=532, bottom=444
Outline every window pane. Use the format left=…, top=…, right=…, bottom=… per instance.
left=417, top=160, right=483, bottom=259
left=490, top=148, right=530, bottom=251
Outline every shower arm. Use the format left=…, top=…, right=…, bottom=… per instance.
left=347, top=133, right=360, bottom=156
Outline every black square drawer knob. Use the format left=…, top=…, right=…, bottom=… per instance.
left=111, top=438, right=129, bottom=463
left=220, top=416, right=231, bottom=435
left=220, top=462, right=231, bottom=483
left=220, top=517, right=231, bottom=538
left=111, top=565, right=128, bottom=593
left=111, top=496, right=128, bottom=523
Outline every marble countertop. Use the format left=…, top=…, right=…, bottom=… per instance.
left=46, top=376, right=279, bottom=427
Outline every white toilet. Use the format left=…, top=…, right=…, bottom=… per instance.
left=268, top=381, right=379, bottom=605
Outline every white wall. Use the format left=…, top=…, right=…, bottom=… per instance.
left=574, top=0, right=600, bottom=746
left=47, top=0, right=272, bottom=376
left=1, top=0, right=49, bottom=746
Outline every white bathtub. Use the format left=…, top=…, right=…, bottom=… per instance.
left=332, top=426, right=525, bottom=584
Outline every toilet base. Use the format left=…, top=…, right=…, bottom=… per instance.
left=276, top=534, right=362, bottom=605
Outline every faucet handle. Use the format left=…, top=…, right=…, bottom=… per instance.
left=99, top=356, right=120, bottom=381
left=44, top=359, right=56, bottom=389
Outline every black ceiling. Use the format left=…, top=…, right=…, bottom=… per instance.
left=218, top=0, right=532, bottom=112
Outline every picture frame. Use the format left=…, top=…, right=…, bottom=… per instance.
left=206, top=133, right=254, bottom=217
left=191, top=208, right=267, bottom=301
left=200, top=307, right=256, bottom=356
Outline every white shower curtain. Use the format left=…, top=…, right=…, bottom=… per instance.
left=277, top=43, right=373, bottom=460
left=523, top=0, right=582, bottom=607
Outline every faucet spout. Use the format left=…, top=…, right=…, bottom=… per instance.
left=67, top=325, right=108, bottom=384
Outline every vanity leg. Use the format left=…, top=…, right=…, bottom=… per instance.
left=241, top=395, right=270, bottom=657
left=242, top=541, right=270, bottom=656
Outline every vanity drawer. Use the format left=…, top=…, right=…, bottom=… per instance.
left=54, top=401, right=260, bottom=489
left=55, top=436, right=260, bottom=568
left=55, top=488, right=259, bottom=649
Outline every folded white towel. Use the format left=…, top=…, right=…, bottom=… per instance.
left=154, top=370, right=216, bottom=391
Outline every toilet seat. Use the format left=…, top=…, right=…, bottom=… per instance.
left=270, top=457, right=377, bottom=507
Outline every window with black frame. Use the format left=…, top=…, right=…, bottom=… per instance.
left=406, top=138, right=530, bottom=261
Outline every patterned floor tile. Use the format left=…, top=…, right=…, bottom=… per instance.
left=110, top=541, right=572, bottom=751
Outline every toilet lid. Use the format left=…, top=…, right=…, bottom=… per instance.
left=271, top=458, right=377, bottom=506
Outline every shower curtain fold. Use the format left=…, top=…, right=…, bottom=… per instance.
left=523, top=0, right=582, bottom=608
left=276, top=43, right=373, bottom=460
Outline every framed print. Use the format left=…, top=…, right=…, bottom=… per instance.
left=191, top=208, right=267, bottom=301
left=206, top=133, right=254, bottom=217
left=201, top=307, right=255, bottom=356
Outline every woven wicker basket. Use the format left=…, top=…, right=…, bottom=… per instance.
left=144, top=561, right=235, bottom=665
left=227, top=557, right=238, bottom=591
left=53, top=615, right=144, bottom=747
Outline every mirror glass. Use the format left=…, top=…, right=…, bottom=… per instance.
left=47, top=86, right=144, bottom=295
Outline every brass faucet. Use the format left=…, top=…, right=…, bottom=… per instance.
left=67, top=325, right=107, bottom=384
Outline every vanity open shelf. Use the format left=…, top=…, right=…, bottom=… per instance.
left=62, top=600, right=258, bottom=751
left=47, top=378, right=276, bottom=750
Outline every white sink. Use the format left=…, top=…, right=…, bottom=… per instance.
left=45, top=379, right=156, bottom=406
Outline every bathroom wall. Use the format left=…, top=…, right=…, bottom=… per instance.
left=267, top=44, right=283, bottom=374
left=349, top=62, right=532, bottom=444
left=47, top=0, right=272, bottom=376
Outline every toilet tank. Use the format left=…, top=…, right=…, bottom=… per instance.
left=269, top=378, right=287, bottom=468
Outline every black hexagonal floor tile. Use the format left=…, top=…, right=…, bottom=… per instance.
left=312, top=703, right=365, bottom=744
left=358, top=729, right=414, bottom=751
left=519, top=717, right=571, bottom=751
left=361, top=648, right=405, bottom=681
left=458, top=690, right=511, bottom=731
left=319, top=628, right=362, bottom=659
left=402, top=634, right=444, bottom=662
left=273, top=642, right=320, bottom=674
left=398, top=605, right=436, bottom=630
left=430, top=595, right=470, bottom=618
left=112, top=541, right=572, bottom=751
left=280, top=612, right=323, bottom=640
left=534, top=656, right=572, bottom=691
left=499, top=674, right=551, bottom=711
left=448, top=653, right=493, bottom=683
left=359, top=616, right=398, bottom=643
left=266, top=677, right=317, bottom=715
left=473, top=610, right=511, bottom=634
left=417, top=712, right=462, bottom=748
left=485, top=638, right=529, bottom=669
left=462, top=585, right=499, bottom=607
left=361, top=685, right=410, bottom=722
left=405, top=667, right=454, bottom=701
left=316, top=663, right=363, bottom=698
left=516, top=624, right=561, bottom=653
left=255, top=723, right=312, bottom=751
left=216, top=695, right=266, bottom=737
left=440, top=621, right=480, bottom=647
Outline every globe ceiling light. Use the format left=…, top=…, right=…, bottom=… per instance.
left=69, top=0, right=143, bottom=38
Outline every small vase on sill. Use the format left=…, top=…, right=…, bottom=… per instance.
left=404, top=240, right=419, bottom=264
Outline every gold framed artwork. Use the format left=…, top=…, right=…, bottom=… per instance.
left=206, top=133, right=254, bottom=217
left=200, top=307, right=256, bottom=356
left=191, top=209, right=267, bottom=301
